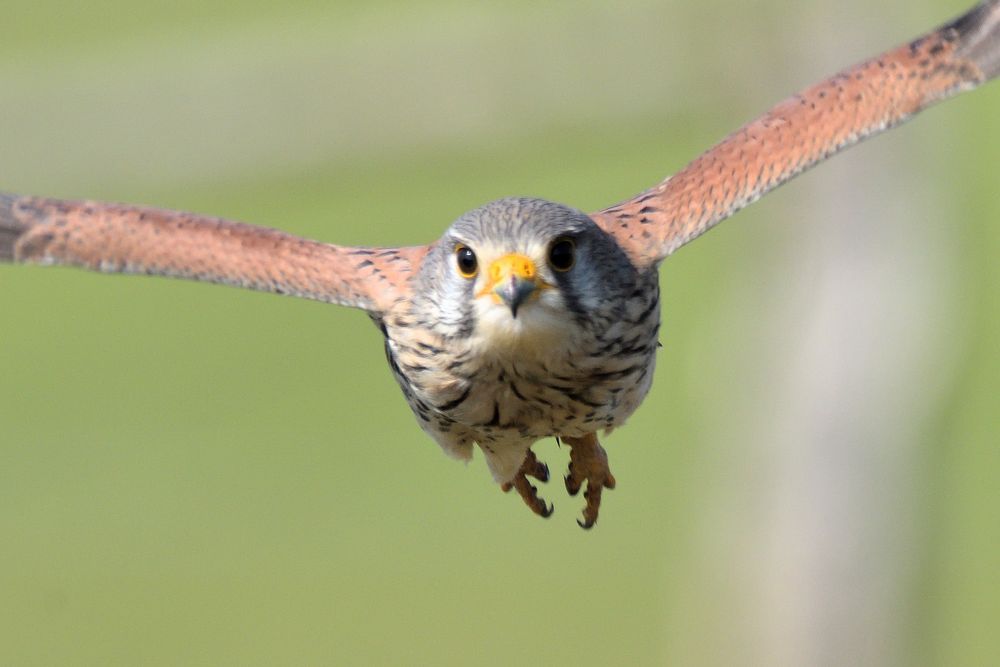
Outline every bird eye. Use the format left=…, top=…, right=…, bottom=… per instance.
left=454, top=244, right=478, bottom=278
left=548, top=237, right=575, bottom=272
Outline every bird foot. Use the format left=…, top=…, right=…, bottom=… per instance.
left=562, top=433, right=616, bottom=529
left=501, top=449, right=553, bottom=518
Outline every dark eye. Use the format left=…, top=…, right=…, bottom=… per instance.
left=548, top=237, right=575, bottom=272
left=455, top=244, right=478, bottom=278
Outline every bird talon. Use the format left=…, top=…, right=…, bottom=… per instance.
left=505, top=449, right=554, bottom=519
left=564, top=474, right=581, bottom=496
left=562, top=433, right=615, bottom=529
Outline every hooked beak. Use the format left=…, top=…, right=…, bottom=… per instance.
left=495, top=275, right=536, bottom=318
left=478, top=253, right=544, bottom=318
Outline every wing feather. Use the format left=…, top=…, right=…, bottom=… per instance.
left=0, top=193, right=425, bottom=313
left=592, top=0, right=1000, bottom=267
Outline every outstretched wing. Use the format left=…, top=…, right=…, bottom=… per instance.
left=592, top=0, right=1000, bottom=267
left=0, top=193, right=427, bottom=313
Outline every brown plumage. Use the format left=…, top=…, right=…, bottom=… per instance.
left=2, top=1, right=999, bottom=527
left=592, top=1, right=1000, bottom=266
left=0, top=193, right=425, bottom=311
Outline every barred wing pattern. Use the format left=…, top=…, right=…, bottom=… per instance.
left=0, top=193, right=426, bottom=313
left=592, top=0, right=1000, bottom=267
left=3, top=3, right=999, bottom=302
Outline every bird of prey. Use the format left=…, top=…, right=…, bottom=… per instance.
left=2, top=2, right=999, bottom=527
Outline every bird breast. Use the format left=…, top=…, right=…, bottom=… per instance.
left=380, top=274, right=661, bottom=443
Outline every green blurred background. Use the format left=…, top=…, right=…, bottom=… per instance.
left=1, top=1, right=998, bottom=664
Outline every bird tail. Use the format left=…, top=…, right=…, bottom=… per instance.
left=951, top=0, right=1000, bottom=81
left=0, top=192, right=27, bottom=262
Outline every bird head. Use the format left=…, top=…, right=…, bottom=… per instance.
left=417, top=197, right=639, bottom=352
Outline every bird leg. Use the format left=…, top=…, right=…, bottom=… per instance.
left=562, top=433, right=616, bottom=529
left=501, top=448, right=553, bottom=518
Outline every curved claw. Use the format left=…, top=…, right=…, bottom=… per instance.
left=564, top=473, right=581, bottom=497
left=562, top=433, right=616, bottom=529
left=504, top=448, right=554, bottom=519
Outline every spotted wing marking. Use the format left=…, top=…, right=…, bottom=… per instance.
left=0, top=193, right=426, bottom=313
left=592, top=0, right=1000, bottom=267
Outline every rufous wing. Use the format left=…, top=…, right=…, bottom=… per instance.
left=0, top=192, right=426, bottom=313
left=592, top=0, right=1000, bottom=267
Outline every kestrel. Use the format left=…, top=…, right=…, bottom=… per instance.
left=2, top=2, right=999, bottom=527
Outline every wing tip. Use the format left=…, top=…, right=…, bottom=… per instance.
left=946, top=0, right=1000, bottom=80
left=0, top=192, right=24, bottom=262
